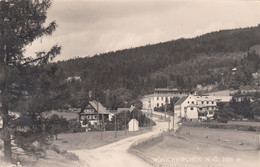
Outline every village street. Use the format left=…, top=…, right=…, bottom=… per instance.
left=72, top=112, right=180, bottom=167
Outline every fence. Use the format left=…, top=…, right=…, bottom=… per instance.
left=128, top=132, right=166, bottom=167
left=94, top=110, right=155, bottom=141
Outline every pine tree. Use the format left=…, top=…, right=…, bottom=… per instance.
left=0, top=0, right=61, bottom=162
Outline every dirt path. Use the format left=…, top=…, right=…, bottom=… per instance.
left=72, top=118, right=169, bottom=167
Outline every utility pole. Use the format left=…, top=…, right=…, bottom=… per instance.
left=165, top=97, right=168, bottom=120
left=124, top=110, right=127, bottom=135
left=97, top=99, right=102, bottom=140
left=256, top=126, right=260, bottom=151
left=133, top=110, right=134, bottom=132
left=148, top=100, right=152, bottom=127
left=164, top=103, right=167, bottom=119
left=165, top=98, right=170, bottom=131
left=102, top=109, right=105, bottom=134
left=137, top=112, right=140, bottom=131
left=151, top=107, right=153, bottom=127
left=172, top=110, right=175, bottom=132
left=114, top=114, right=117, bottom=138
left=168, top=110, right=171, bottom=132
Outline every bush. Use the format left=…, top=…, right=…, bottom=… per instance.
left=248, top=126, right=256, bottom=131
left=217, top=117, right=228, bottom=123
left=62, top=151, right=79, bottom=161
left=51, top=145, right=79, bottom=161
left=68, top=118, right=85, bottom=133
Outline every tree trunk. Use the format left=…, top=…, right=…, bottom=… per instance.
left=2, top=99, right=12, bottom=162
left=3, top=128, right=12, bottom=162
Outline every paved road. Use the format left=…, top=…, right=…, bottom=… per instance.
left=72, top=119, right=168, bottom=167
left=142, top=110, right=181, bottom=131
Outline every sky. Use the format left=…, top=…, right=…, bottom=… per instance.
left=25, top=0, right=260, bottom=61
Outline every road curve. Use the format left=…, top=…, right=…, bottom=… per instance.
left=72, top=119, right=168, bottom=167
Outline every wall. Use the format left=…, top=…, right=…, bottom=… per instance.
left=186, top=106, right=199, bottom=119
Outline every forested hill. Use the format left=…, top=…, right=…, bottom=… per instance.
left=55, top=25, right=260, bottom=100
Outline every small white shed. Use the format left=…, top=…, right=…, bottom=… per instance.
left=128, top=119, right=139, bottom=131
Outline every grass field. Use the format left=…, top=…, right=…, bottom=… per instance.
left=1, top=129, right=151, bottom=167
left=137, top=126, right=260, bottom=167
left=47, top=110, right=78, bottom=120
left=182, top=121, right=260, bottom=132
left=53, top=128, right=152, bottom=150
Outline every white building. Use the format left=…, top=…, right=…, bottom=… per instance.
left=128, top=119, right=139, bottom=131
left=205, top=90, right=233, bottom=102
left=174, top=95, right=217, bottom=120
left=66, top=76, right=81, bottom=83
left=141, top=88, right=194, bottom=110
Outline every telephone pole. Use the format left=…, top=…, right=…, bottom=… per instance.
left=114, top=114, right=117, bottom=138
left=97, top=99, right=102, bottom=140
left=172, top=110, right=175, bottom=132
left=124, top=110, right=127, bottom=135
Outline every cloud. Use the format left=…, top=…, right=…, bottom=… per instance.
left=24, top=0, right=260, bottom=61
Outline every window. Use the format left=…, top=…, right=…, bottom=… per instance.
left=188, top=101, right=190, bottom=104
left=192, top=101, right=194, bottom=104
left=157, top=103, right=159, bottom=107
left=191, top=107, right=194, bottom=110
left=202, top=101, right=204, bottom=104
left=199, top=112, right=205, bottom=117
left=161, top=103, right=163, bottom=106
left=212, top=101, right=214, bottom=104
left=207, top=101, right=209, bottom=104
left=157, top=97, right=159, bottom=100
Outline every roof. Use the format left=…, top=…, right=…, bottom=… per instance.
left=108, top=110, right=118, bottom=114
left=89, top=101, right=111, bottom=114
left=117, top=108, right=131, bottom=113
left=174, top=96, right=188, bottom=105
left=187, top=104, right=216, bottom=108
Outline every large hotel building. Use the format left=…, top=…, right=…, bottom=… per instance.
left=141, top=88, right=194, bottom=110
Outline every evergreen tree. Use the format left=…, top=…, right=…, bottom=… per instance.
left=0, top=0, right=60, bottom=162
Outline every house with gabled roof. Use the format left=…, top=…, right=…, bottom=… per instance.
left=78, top=101, right=112, bottom=126
left=174, top=95, right=217, bottom=120
left=174, top=96, right=189, bottom=118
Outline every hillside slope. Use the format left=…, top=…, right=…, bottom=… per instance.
left=56, top=25, right=260, bottom=97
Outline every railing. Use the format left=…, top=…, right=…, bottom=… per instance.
left=128, top=133, right=165, bottom=167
